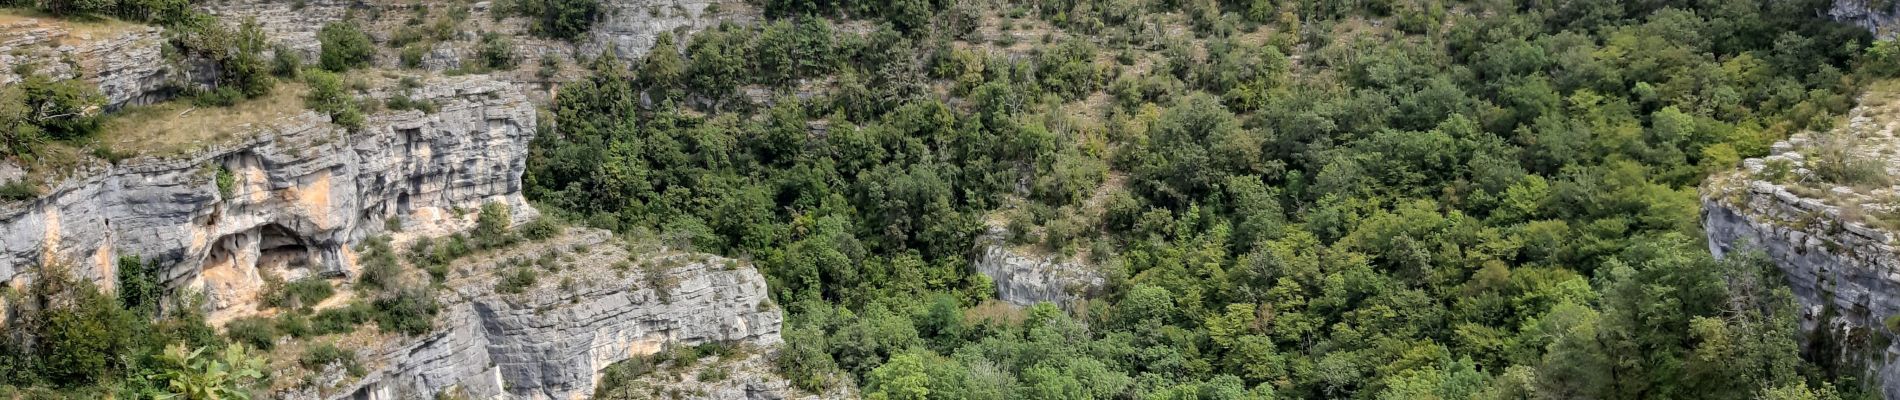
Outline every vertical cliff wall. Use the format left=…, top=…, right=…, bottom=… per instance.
left=1834, top=0, right=1900, bottom=37
left=0, top=76, right=535, bottom=318
left=1703, top=98, right=1900, bottom=397
left=307, top=229, right=785, bottom=400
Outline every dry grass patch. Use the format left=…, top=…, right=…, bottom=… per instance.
left=0, top=8, right=144, bottom=41
left=96, top=83, right=311, bottom=157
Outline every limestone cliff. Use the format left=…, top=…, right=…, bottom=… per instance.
left=1834, top=0, right=1900, bottom=37
left=0, top=15, right=190, bottom=109
left=0, top=75, right=535, bottom=320
left=198, top=0, right=757, bottom=101
left=1702, top=91, right=1900, bottom=398
left=307, top=229, right=787, bottom=400
left=971, top=225, right=1105, bottom=307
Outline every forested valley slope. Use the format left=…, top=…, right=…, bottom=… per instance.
left=5, top=0, right=1900, bottom=399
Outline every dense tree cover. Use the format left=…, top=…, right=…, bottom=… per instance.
left=0, top=263, right=236, bottom=397
left=536, top=0, right=1892, bottom=398
left=497, top=0, right=601, bottom=40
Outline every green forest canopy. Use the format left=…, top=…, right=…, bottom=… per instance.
left=1, top=0, right=1896, bottom=398
left=532, top=0, right=1891, bottom=399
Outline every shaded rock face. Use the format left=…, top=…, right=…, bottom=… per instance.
left=1702, top=107, right=1900, bottom=397
left=1704, top=196, right=1900, bottom=398
left=0, top=18, right=185, bottom=109
left=578, top=0, right=756, bottom=62
left=1833, top=0, right=1900, bottom=36
left=0, top=76, right=536, bottom=320
left=971, top=227, right=1104, bottom=307
left=329, top=230, right=784, bottom=400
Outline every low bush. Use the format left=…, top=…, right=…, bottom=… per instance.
left=224, top=317, right=279, bottom=350
left=495, top=268, right=538, bottom=294
left=299, top=343, right=365, bottom=377
left=371, top=289, right=439, bottom=335
left=309, top=302, right=373, bottom=335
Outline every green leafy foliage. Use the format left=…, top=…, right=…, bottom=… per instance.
left=317, top=21, right=374, bottom=72
left=302, top=69, right=364, bottom=129
left=298, top=343, right=365, bottom=377
left=561, top=0, right=1880, bottom=399
left=10, top=74, right=105, bottom=141
left=504, top=0, right=600, bottom=40
left=144, top=343, right=266, bottom=400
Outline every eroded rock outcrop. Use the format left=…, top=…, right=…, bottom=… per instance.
left=0, top=75, right=536, bottom=320
left=1703, top=96, right=1900, bottom=398
left=1833, top=0, right=1900, bottom=37
left=199, top=0, right=756, bottom=94
left=0, top=16, right=185, bottom=108
left=323, top=229, right=784, bottom=400
left=971, top=226, right=1105, bottom=307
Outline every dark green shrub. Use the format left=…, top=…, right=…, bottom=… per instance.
left=271, top=45, right=302, bottom=78
left=495, top=267, right=538, bottom=294
left=509, top=0, right=600, bottom=40
left=385, top=94, right=437, bottom=113
left=193, top=86, right=244, bottom=107
left=214, top=165, right=236, bottom=198
left=521, top=217, right=560, bottom=240
left=303, top=70, right=365, bottom=129
left=310, top=302, right=373, bottom=335
left=473, top=202, right=515, bottom=248
left=317, top=22, right=374, bottom=72
left=265, top=278, right=335, bottom=309
left=299, top=343, right=366, bottom=377
left=275, top=313, right=312, bottom=338
left=223, top=317, right=279, bottom=350
left=15, top=75, right=104, bottom=140
left=0, top=180, right=36, bottom=202
left=371, top=289, right=439, bottom=335
left=478, top=32, right=517, bottom=71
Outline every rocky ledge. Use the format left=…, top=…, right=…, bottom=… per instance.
left=1833, top=0, right=1900, bottom=37
left=1702, top=93, right=1900, bottom=398
left=316, top=229, right=786, bottom=400
left=0, top=75, right=536, bottom=321
left=971, top=226, right=1104, bottom=307
left=0, top=16, right=186, bottom=109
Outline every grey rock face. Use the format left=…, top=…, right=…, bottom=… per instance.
left=600, top=351, right=853, bottom=400
left=578, top=0, right=756, bottom=61
left=328, top=229, right=785, bottom=400
left=1702, top=108, right=1900, bottom=397
left=971, top=227, right=1104, bottom=307
left=198, top=0, right=754, bottom=74
left=0, top=18, right=184, bottom=109
left=1833, top=0, right=1900, bottom=37
left=0, top=75, right=536, bottom=319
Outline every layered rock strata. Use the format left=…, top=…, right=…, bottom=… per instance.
left=0, top=75, right=536, bottom=319
left=971, top=226, right=1105, bottom=307
left=1703, top=99, right=1900, bottom=398
left=325, top=229, right=784, bottom=400
left=0, top=16, right=182, bottom=108
left=1834, top=0, right=1900, bottom=37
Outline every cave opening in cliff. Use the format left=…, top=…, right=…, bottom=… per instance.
left=204, top=223, right=314, bottom=274
left=255, top=224, right=311, bottom=271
